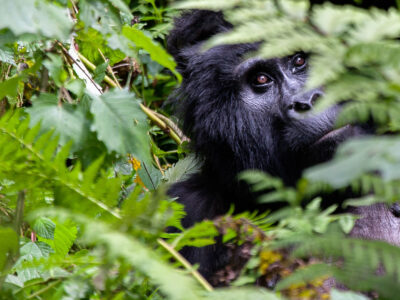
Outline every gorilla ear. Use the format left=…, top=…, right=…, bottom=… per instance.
left=167, top=10, right=231, bottom=71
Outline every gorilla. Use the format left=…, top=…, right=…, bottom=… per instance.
left=166, top=10, right=400, bottom=281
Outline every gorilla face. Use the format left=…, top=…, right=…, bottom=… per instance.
left=237, top=53, right=368, bottom=180
left=175, top=41, right=366, bottom=185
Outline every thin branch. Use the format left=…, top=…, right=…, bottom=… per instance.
left=140, top=104, right=182, bottom=144
left=153, top=154, right=165, bottom=176
left=154, top=111, right=188, bottom=142
left=157, top=239, right=213, bottom=292
left=98, top=48, right=122, bottom=89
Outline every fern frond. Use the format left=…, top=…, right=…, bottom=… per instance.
left=29, top=208, right=205, bottom=300
left=0, top=111, right=121, bottom=219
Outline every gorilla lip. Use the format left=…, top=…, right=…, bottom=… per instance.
left=314, top=124, right=352, bottom=145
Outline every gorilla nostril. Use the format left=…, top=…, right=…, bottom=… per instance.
left=311, top=93, right=322, bottom=106
left=293, top=102, right=311, bottom=112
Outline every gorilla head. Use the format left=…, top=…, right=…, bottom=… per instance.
left=167, top=10, right=370, bottom=279
left=168, top=11, right=366, bottom=186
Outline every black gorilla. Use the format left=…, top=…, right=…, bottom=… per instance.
left=167, top=10, right=399, bottom=280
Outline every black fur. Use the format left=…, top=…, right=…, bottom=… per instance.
left=167, top=10, right=372, bottom=279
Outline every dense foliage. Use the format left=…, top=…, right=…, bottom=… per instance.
left=1, top=0, right=400, bottom=299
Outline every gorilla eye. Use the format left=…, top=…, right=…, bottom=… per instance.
left=252, top=73, right=270, bottom=86
left=293, top=54, right=306, bottom=68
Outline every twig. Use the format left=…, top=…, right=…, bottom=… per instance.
left=140, top=104, right=182, bottom=144
left=69, top=0, right=78, bottom=15
left=153, top=154, right=165, bottom=176
left=98, top=48, right=122, bottom=89
left=5, top=64, right=12, bottom=80
left=157, top=239, right=213, bottom=292
left=61, top=86, right=74, bottom=103
left=154, top=111, right=188, bottom=142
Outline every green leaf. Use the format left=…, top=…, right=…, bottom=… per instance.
left=0, top=0, right=72, bottom=40
left=0, top=61, right=41, bottom=99
left=122, top=25, right=181, bottom=80
left=43, top=54, right=68, bottom=86
left=208, top=287, right=281, bottom=300
left=27, top=93, right=87, bottom=151
left=331, top=289, right=369, bottom=300
left=108, top=0, right=132, bottom=16
left=65, top=79, right=85, bottom=98
left=0, top=76, right=20, bottom=99
left=305, top=136, right=400, bottom=188
left=90, top=89, right=151, bottom=164
left=163, top=155, right=201, bottom=184
left=53, top=220, right=77, bottom=256
left=338, top=214, right=356, bottom=234
left=93, top=61, right=108, bottom=84
left=15, top=241, right=52, bottom=283
left=33, top=217, right=56, bottom=240
left=0, top=46, right=15, bottom=65
left=33, top=208, right=205, bottom=300
left=137, top=162, right=162, bottom=190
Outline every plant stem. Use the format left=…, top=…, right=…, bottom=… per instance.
left=27, top=280, right=61, bottom=299
left=98, top=48, right=122, bottom=89
left=140, top=104, right=182, bottom=144
left=14, top=190, right=25, bottom=235
left=157, top=239, right=213, bottom=292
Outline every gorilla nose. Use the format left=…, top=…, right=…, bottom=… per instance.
left=291, top=91, right=322, bottom=113
left=293, top=101, right=311, bottom=112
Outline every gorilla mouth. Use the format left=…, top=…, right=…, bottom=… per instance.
left=314, top=124, right=353, bottom=145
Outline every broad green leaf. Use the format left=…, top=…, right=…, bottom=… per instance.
left=137, top=162, right=162, bottom=190
left=27, top=93, right=87, bottom=151
left=0, top=47, right=15, bottom=65
left=90, top=89, right=151, bottom=164
left=33, top=217, right=56, bottom=240
left=0, top=76, right=20, bottom=99
left=19, top=241, right=51, bottom=260
left=0, top=0, right=72, bottom=40
left=65, top=79, right=85, bottom=98
left=15, top=241, right=53, bottom=283
left=122, top=25, right=181, bottom=80
left=108, top=0, right=132, bottom=15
